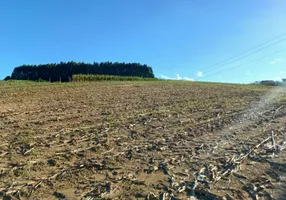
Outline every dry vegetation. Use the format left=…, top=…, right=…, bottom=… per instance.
left=0, top=81, right=286, bottom=200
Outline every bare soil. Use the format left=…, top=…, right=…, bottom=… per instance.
left=0, top=81, right=285, bottom=200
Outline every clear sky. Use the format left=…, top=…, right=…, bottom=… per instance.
left=1, top=0, right=286, bottom=83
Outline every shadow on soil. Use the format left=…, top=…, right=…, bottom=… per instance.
left=267, top=161, right=286, bottom=200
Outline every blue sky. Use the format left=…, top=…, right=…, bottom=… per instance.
left=1, top=0, right=286, bottom=83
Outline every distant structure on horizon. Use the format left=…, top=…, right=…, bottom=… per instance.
left=260, top=80, right=276, bottom=86
left=253, top=79, right=285, bottom=86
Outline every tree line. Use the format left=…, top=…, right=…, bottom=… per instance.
left=6, top=61, right=155, bottom=82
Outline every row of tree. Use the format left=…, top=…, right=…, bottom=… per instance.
left=8, top=61, right=155, bottom=82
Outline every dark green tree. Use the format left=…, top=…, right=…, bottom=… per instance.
left=10, top=61, right=155, bottom=82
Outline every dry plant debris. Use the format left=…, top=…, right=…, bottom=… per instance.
left=0, top=81, right=286, bottom=199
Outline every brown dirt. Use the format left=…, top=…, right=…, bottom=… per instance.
left=0, top=81, right=285, bottom=200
